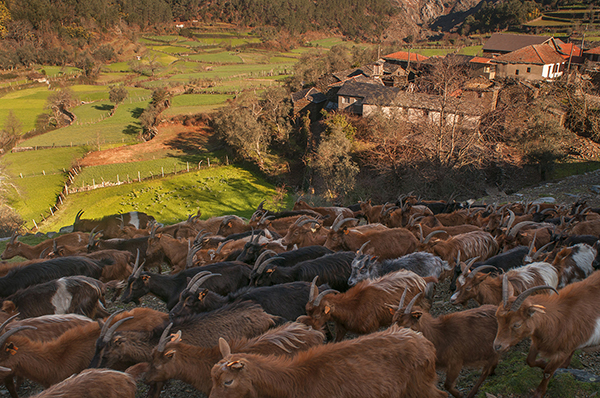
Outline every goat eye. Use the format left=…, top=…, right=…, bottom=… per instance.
left=224, top=380, right=234, bottom=387
left=513, top=323, right=521, bottom=329
left=465, top=286, right=471, bottom=291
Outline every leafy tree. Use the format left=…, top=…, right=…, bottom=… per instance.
left=46, top=88, right=78, bottom=127
left=0, top=110, right=20, bottom=152
left=312, top=112, right=359, bottom=198
left=109, top=85, right=129, bottom=110
left=0, top=2, right=11, bottom=38
left=139, top=88, right=172, bottom=140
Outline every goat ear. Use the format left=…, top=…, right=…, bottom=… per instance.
left=227, top=222, right=232, bottom=228
left=1, top=301, right=16, bottom=315
left=5, top=342, right=17, bottom=355
left=411, top=311, right=423, bottom=320
left=198, top=290, right=208, bottom=300
left=266, top=267, right=276, bottom=274
left=141, top=275, right=150, bottom=282
left=164, top=349, right=176, bottom=358
left=324, top=305, right=331, bottom=314
left=528, top=305, right=546, bottom=317
left=218, top=337, right=231, bottom=358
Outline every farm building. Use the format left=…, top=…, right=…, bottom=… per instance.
left=490, top=43, right=566, bottom=80
left=482, top=33, right=554, bottom=55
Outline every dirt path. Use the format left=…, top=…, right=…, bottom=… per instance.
left=80, top=122, right=212, bottom=167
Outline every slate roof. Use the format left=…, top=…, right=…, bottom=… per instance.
left=291, top=87, right=327, bottom=104
left=483, top=33, right=553, bottom=54
left=337, top=81, right=400, bottom=105
left=491, top=44, right=565, bottom=65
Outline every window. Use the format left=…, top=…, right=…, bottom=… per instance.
left=515, top=69, right=519, bottom=75
left=527, top=67, right=531, bottom=73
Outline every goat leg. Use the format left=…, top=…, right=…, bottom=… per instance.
left=533, top=356, right=565, bottom=398
left=4, top=376, right=18, bottom=398
left=333, top=323, right=347, bottom=342
left=526, top=345, right=547, bottom=369
left=444, top=364, right=463, bottom=398
left=146, top=381, right=165, bottom=398
left=466, top=358, right=498, bottom=398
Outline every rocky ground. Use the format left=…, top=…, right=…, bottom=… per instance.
left=2, top=168, right=599, bottom=398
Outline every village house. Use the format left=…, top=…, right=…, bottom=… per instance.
left=584, top=46, right=600, bottom=62
left=335, top=80, right=490, bottom=129
left=482, top=33, right=555, bottom=56
left=490, top=43, right=565, bottom=80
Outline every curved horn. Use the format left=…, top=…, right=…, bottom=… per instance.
left=99, top=309, right=126, bottom=342
left=309, top=276, right=319, bottom=303
left=397, top=288, right=408, bottom=311
left=313, top=289, right=339, bottom=306
left=216, top=240, right=232, bottom=254
left=532, top=241, right=554, bottom=260
left=467, top=265, right=497, bottom=279
left=253, top=250, right=277, bottom=271
left=189, top=272, right=221, bottom=294
left=132, top=249, right=144, bottom=278
left=194, top=232, right=211, bottom=246
left=505, top=209, right=516, bottom=232
left=357, top=240, right=371, bottom=256
left=40, top=247, right=51, bottom=259
left=528, top=233, right=537, bottom=257
left=297, top=219, right=322, bottom=228
left=404, top=292, right=423, bottom=314
left=464, top=256, right=480, bottom=269
left=332, top=218, right=358, bottom=232
left=508, top=221, right=536, bottom=239
left=257, top=200, right=266, bottom=211
left=510, top=285, right=558, bottom=312
left=330, top=214, right=343, bottom=231
left=74, top=210, right=84, bottom=223
left=0, top=326, right=37, bottom=347
left=102, top=316, right=134, bottom=343
left=379, top=202, right=390, bottom=215
left=185, top=271, right=211, bottom=290
left=256, top=256, right=284, bottom=275
left=0, top=313, right=20, bottom=333
left=157, top=323, right=173, bottom=353
left=8, top=231, right=19, bottom=245
left=422, top=230, right=446, bottom=245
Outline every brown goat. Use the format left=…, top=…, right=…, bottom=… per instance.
left=30, top=368, right=137, bottom=398
left=280, top=217, right=329, bottom=248
left=292, top=200, right=354, bottom=227
left=210, top=324, right=447, bottom=398
left=1, top=233, right=89, bottom=260
left=392, top=292, right=499, bottom=398
left=0, top=308, right=165, bottom=390
left=551, top=243, right=597, bottom=288
left=304, top=270, right=430, bottom=341
left=425, top=231, right=499, bottom=272
left=325, top=217, right=418, bottom=260
left=493, top=271, right=600, bottom=398
left=137, top=322, right=323, bottom=397
left=450, top=262, right=558, bottom=306
left=146, top=233, right=189, bottom=273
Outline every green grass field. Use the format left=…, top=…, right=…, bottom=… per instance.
left=165, top=93, right=234, bottom=115
left=21, top=98, right=150, bottom=147
left=72, top=156, right=221, bottom=187
left=0, top=87, right=53, bottom=133
left=2, top=147, right=87, bottom=177
left=40, top=165, right=292, bottom=232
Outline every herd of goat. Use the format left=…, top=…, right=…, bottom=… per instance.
left=0, top=196, right=599, bottom=398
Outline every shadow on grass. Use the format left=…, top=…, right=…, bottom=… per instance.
left=93, top=104, right=114, bottom=111
left=130, top=107, right=145, bottom=118
left=123, top=123, right=141, bottom=137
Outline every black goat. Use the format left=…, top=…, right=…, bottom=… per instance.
left=449, top=246, right=530, bottom=291
left=1, top=276, right=108, bottom=319
left=252, top=251, right=354, bottom=291
left=0, top=257, right=108, bottom=298
left=249, top=246, right=333, bottom=285
left=169, top=279, right=330, bottom=321
left=120, top=261, right=250, bottom=310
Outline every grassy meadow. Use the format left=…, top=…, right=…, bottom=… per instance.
left=40, top=165, right=292, bottom=232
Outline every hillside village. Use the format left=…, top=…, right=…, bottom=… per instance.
left=292, top=33, right=599, bottom=129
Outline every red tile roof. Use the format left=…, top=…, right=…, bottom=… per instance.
left=470, top=57, right=494, bottom=64
left=383, top=51, right=429, bottom=62
left=585, top=46, right=600, bottom=55
left=558, top=43, right=583, bottom=58
left=491, top=44, right=565, bottom=65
